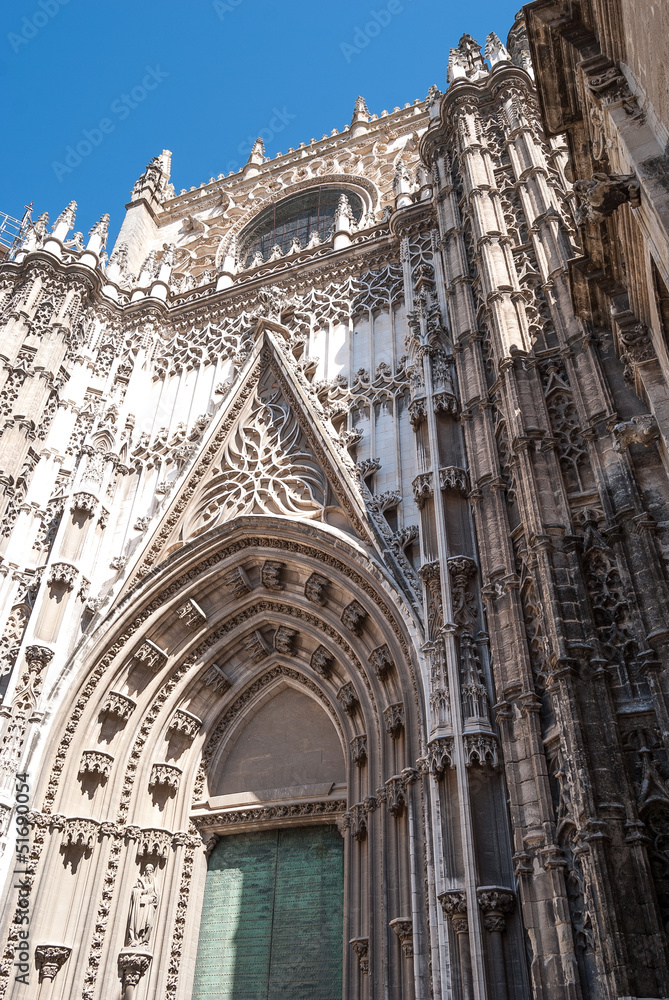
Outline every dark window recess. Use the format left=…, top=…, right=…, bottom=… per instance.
left=241, top=187, right=363, bottom=266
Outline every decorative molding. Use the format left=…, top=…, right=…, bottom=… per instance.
left=192, top=798, right=346, bottom=833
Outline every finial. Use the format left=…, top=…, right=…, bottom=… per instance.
left=52, top=201, right=77, bottom=234
left=89, top=213, right=110, bottom=247
left=447, top=34, right=488, bottom=84
left=485, top=32, right=511, bottom=68
left=247, top=137, right=266, bottom=164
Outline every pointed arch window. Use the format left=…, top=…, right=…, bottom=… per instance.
left=240, top=186, right=363, bottom=266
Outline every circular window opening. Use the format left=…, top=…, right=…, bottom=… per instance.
left=240, top=187, right=363, bottom=266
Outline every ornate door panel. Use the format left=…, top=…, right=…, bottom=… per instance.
left=192, top=826, right=344, bottom=999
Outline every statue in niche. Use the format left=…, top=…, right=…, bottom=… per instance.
left=126, top=865, right=159, bottom=948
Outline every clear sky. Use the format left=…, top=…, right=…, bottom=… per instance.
left=0, top=0, right=521, bottom=247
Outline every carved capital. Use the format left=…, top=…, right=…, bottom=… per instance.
left=118, top=949, right=152, bottom=989
left=389, top=917, right=413, bottom=957
left=35, top=944, right=71, bottom=982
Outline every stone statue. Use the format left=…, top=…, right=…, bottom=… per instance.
left=127, top=865, right=159, bottom=947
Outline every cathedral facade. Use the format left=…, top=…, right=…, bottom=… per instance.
left=1, top=9, right=669, bottom=1000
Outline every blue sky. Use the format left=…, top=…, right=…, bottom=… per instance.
left=0, top=0, right=521, bottom=246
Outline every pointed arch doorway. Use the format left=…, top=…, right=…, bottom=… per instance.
left=193, top=825, right=344, bottom=999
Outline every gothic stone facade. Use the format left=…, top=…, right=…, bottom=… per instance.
left=1, top=11, right=669, bottom=1000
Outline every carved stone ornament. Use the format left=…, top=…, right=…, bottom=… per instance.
left=168, top=708, right=202, bottom=740
left=79, top=749, right=114, bottom=779
left=62, top=817, right=99, bottom=849
left=133, top=639, right=168, bottom=672
left=350, top=734, right=368, bottom=767
left=439, top=466, right=469, bottom=495
left=47, top=561, right=77, bottom=590
left=438, top=889, right=468, bottom=927
left=464, top=732, right=499, bottom=768
left=71, top=491, right=97, bottom=515
left=573, top=171, right=641, bottom=224
left=274, top=625, right=298, bottom=654
left=369, top=643, right=394, bottom=680
left=102, top=690, right=136, bottom=721
left=261, top=559, right=284, bottom=591
left=223, top=565, right=251, bottom=598
left=477, top=886, right=516, bottom=933
left=304, top=571, right=328, bottom=605
left=337, top=681, right=359, bottom=716
left=119, top=949, right=152, bottom=989
left=427, top=736, right=455, bottom=776
left=349, top=802, right=368, bottom=841
left=390, top=917, right=414, bottom=957
left=149, top=762, right=182, bottom=792
left=202, top=662, right=231, bottom=694
left=384, top=702, right=405, bottom=739
left=412, top=471, right=433, bottom=508
left=136, top=828, right=172, bottom=859
left=175, top=597, right=207, bottom=629
left=612, top=413, right=660, bottom=452
left=243, top=629, right=271, bottom=662
left=35, top=944, right=71, bottom=982
left=385, top=775, right=407, bottom=817
left=350, top=937, right=370, bottom=975
left=341, top=600, right=367, bottom=635
left=311, top=644, right=334, bottom=677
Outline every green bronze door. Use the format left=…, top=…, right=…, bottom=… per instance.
left=192, top=826, right=344, bottom=999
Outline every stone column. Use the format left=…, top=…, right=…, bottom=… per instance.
left=439, top=891, right=473, bottom=1000
left=477, top=887, right=516, bottom=1000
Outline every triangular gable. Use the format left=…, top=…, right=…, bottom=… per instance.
left=122, top=319, right=382, bottom=590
